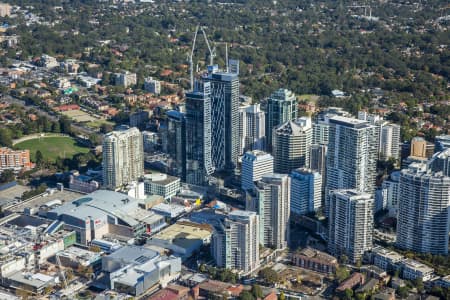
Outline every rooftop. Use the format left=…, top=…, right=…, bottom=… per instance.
left=402, top=259, right=434, bottom=273
left=296, top=247, right=337, bottom=264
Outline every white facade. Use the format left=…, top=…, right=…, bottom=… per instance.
left=290, top=168, right=322, bottom=215
left=325, top=116, right=378, bottom=215
left=212, top=210, right=259, bottom=273
left=144, top=77, right=161, bottom=94
left=380, top=123, right=401, bottom=161
left=328, top=190, right=374, bottom=263
left=254, top=174, right=290, bottom=250
left=115, top=71, right=137, bottom=87
left=143, top=173, right=181, bottom=200
left=401, top=259, right=434, bottom=282
left=239, top=104, right=266, bottom=154
left=241, top=150, right=273, bottom=191
left=379, top=171, right=401, bottom=216
left=397, top=163, right=450, bottom=255
left=102, top=127, right=144, bottom=190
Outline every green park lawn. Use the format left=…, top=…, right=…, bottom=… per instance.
left=15, top=136, right=90, bottom=162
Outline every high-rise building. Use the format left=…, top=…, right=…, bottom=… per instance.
left=203, top=65, right=240, bottom=171
left=185, top=82, right=214, bottom=185
left=313, top=107, right=351, bottom=145
left=102, top=127, right=144, bottom=190
left=265, top=88, right=298, bottom=151
left=239, top=104, right=266, bottom=154
left=377, top=171, right=401, bottom=216
left=212, top=210, right=259, bottom=273
left=115, top=71, right=137, bottom=87
left=326, top=116, right=378, bottom=198
left=251, top=174, right=290, bottom=250
left=328, top=190, right=374, bottom=263
left=431, top=148, right=450, bottom=176
left=241, top=150, right=273, bottom=191
left=379, top=123, right=401, bottom=161
left=397, top=163, right=450, bottom=255
left=273, top=117, right=312, bottom=174
left=434, top=135, right=450, bottom=153
left=290, top=168, right=322, bottom=215
left=410, top=137, right=430, bottom=158
left=166, top=110, right=186, bottom=179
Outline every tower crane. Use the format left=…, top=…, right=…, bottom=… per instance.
left=189, top=25, right=199, bottom=91
left=201, top=27, right=216, bottom=66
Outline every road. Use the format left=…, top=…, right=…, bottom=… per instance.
left=2, top=95, right=98, bottom=137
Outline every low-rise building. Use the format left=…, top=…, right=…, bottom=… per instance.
left=57, top=246, right=102, bottom=269
left=144, top=173, right=181, bottom=200
left=401, top=259, right=434, bottom=282
left=46, top=190, right=164, bottom=245
left=292, top=247, right=338, bottom=274
left=147, top=221, right=213, bottom=260
left=151, top=203, right=186, bottom=219
left=0, top=147, right=33, bottom=171
left=69, top=175, right=100, bottom=194
left=102, top=245, right=181, bottom=296
left=195, top=280, right=244, bottom=299
left=336, top=272, right=365, bottom=293
left=147, top=284, right=190, bottom=300
left=372, top=246, right=405, bottom=272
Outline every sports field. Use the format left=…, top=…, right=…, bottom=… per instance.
left=15, top=136, right=89, bottom=162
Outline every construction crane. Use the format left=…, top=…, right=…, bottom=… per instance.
left=201, top=27, right=216, bottom=66
left=189, top=25, right=199, bottom=91
left=55, top=253, right=68, bottom=289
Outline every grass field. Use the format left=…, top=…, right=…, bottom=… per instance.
left=15, top=136, right=90, bottom=162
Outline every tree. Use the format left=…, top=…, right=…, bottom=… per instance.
left=35, top=150, right=44, bottom=167
left=259, top=268, right=279, bottom=285
left=251, top=284, right=263, bottom=299
left=0, top=169, right=15, bottom=183
left=239, top=291, right=255, bottom=300
left=0, top=128, right=12, bottom=147
left=344, top=288, right=353, bottom=300
left=339, top=254, right=349, bottom=265
left=278, top=291, right=285, bottom=300
left=397, top=286, right=409, bottom=298
left=414, top=277, right=424, bottom=293
left=335, top=266, right=350, bottom=283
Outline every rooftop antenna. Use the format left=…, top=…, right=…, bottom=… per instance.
left=225, top=43, right=229, bottom=72
left=189, top=25, right=199, bottom=91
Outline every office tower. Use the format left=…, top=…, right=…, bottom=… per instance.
left=378, top=123, right=401, bottom=161
left=273, top=117, right=312, bottom=174
left=265, top=88, right=298, bottom=151
left=129, top=110, right=149, bottom=128
left=328, top=190, right=374, bottom=263
left=290, top=168, right=322, bottom=215
left=397, top=163, right=450, bottom=255
left=103, top=127, right=144, bottom=190
left=377, top=171, right=401, bottom=216
left=185, top=82, right=214, bottom=185
left=326, top=116, right=378, bottom=197
left=434, top=135, right=450, bottom=153
left=239, top=104, right=266, bottom=154
left=313, top=107, right=351, bottom=145
left=203, top=65, right=240, bottom=171
left=252, top=174, right=290, bottom=250
left=241, top=150, right=274, bottom=191
left=212, top=210, right=259, bottom=273
left=166, top=110, right=186, bottom=179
